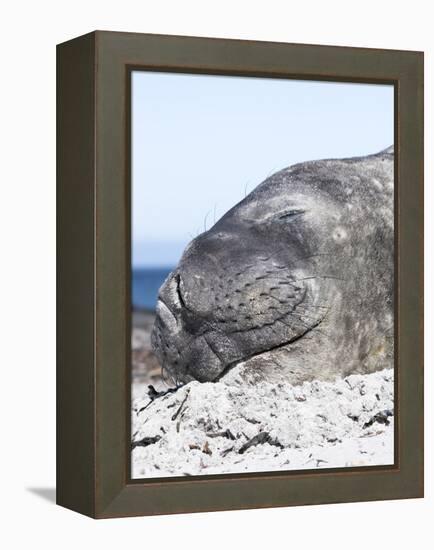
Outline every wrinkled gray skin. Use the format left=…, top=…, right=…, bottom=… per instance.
left=151, top=146, right=394, bottom=386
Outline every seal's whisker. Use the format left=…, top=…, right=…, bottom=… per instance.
left=296, top=300, right=330, bottom=310
left=160, top=360, right=175, bottom=387
left=286, top=314, right=331, bottom=340
left=291, top=275, right=346, bottom=282
left=264, top=294, right=290, bottom=305
left=277, top=316, right=330, bottom=341
left=289, top=307, right=324, bottom=321
left=203, top=210, right=211, bottom=232
left=295, top=304, right=331, bottom=315
left=290, top=313, right=330, bottom=334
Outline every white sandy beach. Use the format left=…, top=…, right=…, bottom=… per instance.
left=131, top=368, right=394, bottom=478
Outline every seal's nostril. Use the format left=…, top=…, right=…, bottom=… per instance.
left=175, top=274, right=186, bottom=309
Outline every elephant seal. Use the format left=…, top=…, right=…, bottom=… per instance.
left=151, top=146, right=394, bottom=386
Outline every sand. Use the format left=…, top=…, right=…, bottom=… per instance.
left=131, top=368, right=394, bottom=478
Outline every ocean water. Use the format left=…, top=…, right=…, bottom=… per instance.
left=132, top=267, right=174, bottom=310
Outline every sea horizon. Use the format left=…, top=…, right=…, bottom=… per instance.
left=132, top=266, right=174, bottom=311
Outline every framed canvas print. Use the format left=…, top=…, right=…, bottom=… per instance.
left=57, top=31, right=424, bottom=518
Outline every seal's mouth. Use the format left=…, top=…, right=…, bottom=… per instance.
left=152, top=300, right=324, bottom=384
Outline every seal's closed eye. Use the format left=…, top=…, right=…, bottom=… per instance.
left=278, top=209, right=306, bottom=220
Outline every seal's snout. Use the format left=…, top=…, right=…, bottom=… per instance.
left=151, top=265, right=228, bottom=384
left=151, top=215, right=325, bottom=384
left=151, top=248, right=322, bottom=385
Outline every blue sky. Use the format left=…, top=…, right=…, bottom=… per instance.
left=132, top=71, right=393, bottom=268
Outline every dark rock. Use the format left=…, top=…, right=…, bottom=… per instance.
left=238, top=431, right=284, bottom=454
left=363, top=409, right=393, bottom=429
left=131, top=435, right=161, bottom=450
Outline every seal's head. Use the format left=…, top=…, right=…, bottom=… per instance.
left=151, top=173, right=338, bottom=384
left=151, top=148, right=394, bottom=385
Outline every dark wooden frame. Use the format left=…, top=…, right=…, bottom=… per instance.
left=57, top=30, right=424, bottom=519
